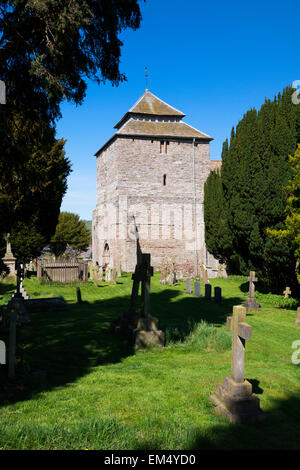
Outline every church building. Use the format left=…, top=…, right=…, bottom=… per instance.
left=92, top=89, right=221, bottom=277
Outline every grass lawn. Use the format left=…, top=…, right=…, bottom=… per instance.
left=0, top=273, right=299, bottom=450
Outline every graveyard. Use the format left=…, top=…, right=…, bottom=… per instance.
left=0, top=272, right=299, bottom=450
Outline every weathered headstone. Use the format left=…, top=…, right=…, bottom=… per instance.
left=283, top=287, right=291, bottom=299
left=202, top=269, right=209, bottom=285
left=168, top=258, right=176, bottom=285
left=186, top=278, right=192, bottom=294
left=160, top=257, right=168, bottom=285
left=2, top=233, right=16, bottom=280
left=76, top=286, right=82, bottom=303
left=296, top=307, right=300, bottom=326
left=205, top=283, right=212, bottom=299
left=211, top=305, right=265, bottom=424
left=105, top=266, right=112, bottom=283
left=194, top=281, right=201, bottom=297
left=12, top=264, right=29, bottom=300
left=111, top=267, right=117, bottom=284
left=117, top=261, right=121, bottom=278
left=214, top=286, right=222, bottom=305
left=244, top=271, right=260, bottom=312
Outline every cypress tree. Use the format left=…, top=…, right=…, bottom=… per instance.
left=204, top=86, right=300, bottom=292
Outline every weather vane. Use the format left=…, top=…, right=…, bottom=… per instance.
left=145, top=67, right=149, bottom=91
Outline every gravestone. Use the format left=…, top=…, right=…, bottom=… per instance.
left=117, top=261, right=121, bottom=278
left=296, top=307, right=300, bottom=326
left=211, top=305, right=265, bottom=424
left=12, top=264, right=29, bottom=300
left=283, top=287, right=291, bottom=299
left=214, top=286, right=222, bottom=305
left=244, top=271, right=260, bottom=312
left=160, top=257, right=168, bottom=285
left=205, top=283, right=212, bottom=299
left=105, top=266, right=112, bottom=283
left=2, top=233, right=16, bottom=280
left=202, top=270, right=209, bottom=285
left=76, top=287, right=82, bottom=303
left=186, top=278, right=192, bottom=294
left=168, top=258, right=176, bottom=285
left=194, top=281, right=201, bottom=297
left=115, top=253, right=165, bottom=349
left=111, top=267, right=117, bottom=285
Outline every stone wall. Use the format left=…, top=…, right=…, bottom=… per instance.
left=93, top=136, right=220, bottom=276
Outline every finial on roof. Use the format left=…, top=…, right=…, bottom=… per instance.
left=145, top=66, right=149, bottom=91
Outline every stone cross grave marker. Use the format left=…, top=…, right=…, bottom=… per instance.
left=283, top=287, right=291, bottom=299
left=2, top=233, right=16, bottom=279
left=244, top=271, right=260, bottom=312
left=118, top=253, right=164, bottom=348
left=227, top=306, right=252, bottom=383
left=186, top=278, right=192, bottom=294
left=211, top=305, right=265, bottom=423
left=194, top=281, right=201, bottom=297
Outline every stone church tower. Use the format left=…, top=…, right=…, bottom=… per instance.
left=92, top=90, right=220, bottom=277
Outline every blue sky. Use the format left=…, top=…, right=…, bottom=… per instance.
left=57, top=0, right=300, bottom=220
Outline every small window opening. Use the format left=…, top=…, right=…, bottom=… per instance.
left=163, top=174, right=167, bottom=186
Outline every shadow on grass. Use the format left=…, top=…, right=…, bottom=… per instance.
left=0, top=288, right=244, bottom=407
left=185, top=393, right=300, bottom=450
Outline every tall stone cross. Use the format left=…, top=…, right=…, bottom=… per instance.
left=129, top=253, right=153, bottom=317
left=283, top=287, right=291, bottom=298
left=227, top=305, right=252, bottom=383
left=248, top=271, right=257, bottom=299
left=244, top=271, right=260, bottom=311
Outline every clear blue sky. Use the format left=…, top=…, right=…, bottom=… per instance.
left=57, top=0, right=300, bottom=220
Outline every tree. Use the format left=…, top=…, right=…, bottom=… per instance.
left=0, top=1, right=143, bottom=261
left=0, top=109, right=71, bottom=262
left=204, top=86, right=300, bottom=292
left=204, top=167, right=233, bottom=264
left=50, top=212, right=91, bottom=258
left=0, top=0, right=144, bottom=121
left=267, top=144, right=300, bottom=283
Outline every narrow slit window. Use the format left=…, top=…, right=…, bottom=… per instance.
left=163, top=174, right=167, bottom=186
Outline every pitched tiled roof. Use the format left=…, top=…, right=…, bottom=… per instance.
left=117, top=119, right=212, bottom=140
left=129, top=90, right=185, bottom=116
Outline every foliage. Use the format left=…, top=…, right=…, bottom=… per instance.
left=0, top=110, right=71, bottom=262
left=49, top=211, right=91, bottom=258
left=204, top=86, right=300, bottom=293
left=0, top=0, right=143, bottom=122
left=267, top=144, right=300, bottom=283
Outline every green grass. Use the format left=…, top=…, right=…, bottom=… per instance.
left=0, top=273, right=299, bottom=450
